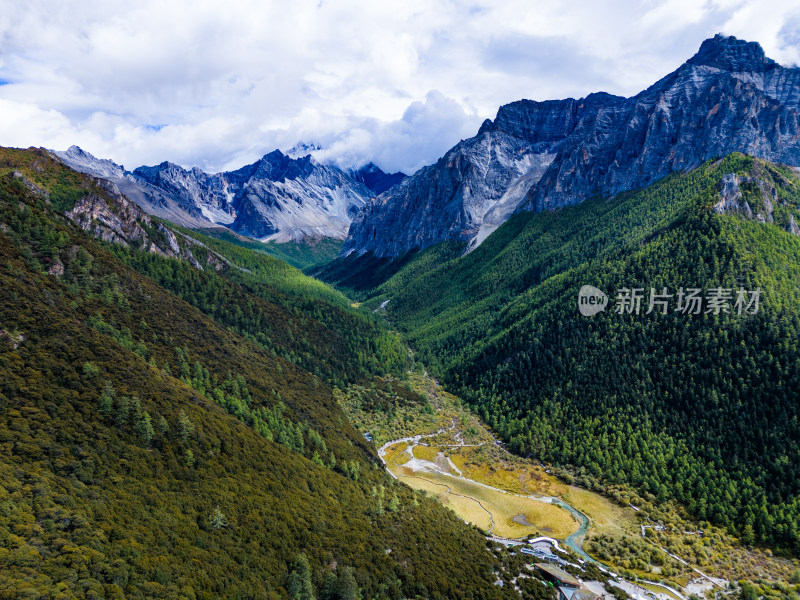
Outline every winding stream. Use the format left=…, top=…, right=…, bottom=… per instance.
left=551, top=498, right=591, bottom=560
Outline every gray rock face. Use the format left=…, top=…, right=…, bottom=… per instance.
left=713, top=171, right=800, bottom=235
left=342, top=98, right=591, bottom=256
left=716, top=173, right=750, bottom=216
left=789, top=214, right=800, bottom=234
left=345, top=35, right=800, bottom=258
left=63, top=177, right=222, bottom=270
left=349, top=163, right=406, bottom=195
left=226, top=150, right=372, bottom=242
left=521, top=34, right=800, bottom=214
left=53, top=146, right=127, bottom=180
left=133, top=162, right=236, bottom=225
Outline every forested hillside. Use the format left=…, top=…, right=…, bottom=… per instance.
left=0, top=148, right=524, bottom=599
left=108, top=224, right=408, bottom=387
left=321, top=154, right=800, bottom=553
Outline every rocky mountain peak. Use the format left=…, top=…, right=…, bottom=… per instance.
left=53, top=145, right=127, bottom=180
left=229, top=150, right=372, bottom=242
left=133, top=160, right=183, bottom=183
left=64, top=145, right=91, bottom=160
left=687, top=34, right=776, bottom=73
left=285, top=141, right=323, bottom=158
left=251, top=149, right=317, bottom=182
left=349, top=163, right=407, bottom=195
left=261, top=149, right=288, bottom=163
left=477, top=119, right=493, bottom=135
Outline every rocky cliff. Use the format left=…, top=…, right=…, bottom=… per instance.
left=59, top=165, right=229, bottom=271
left=342, top=96, right=601, bottom=256
left=344, top=35, right=800, bottom=258
left=521, top=34, right=800, bottom=213
left=133, top=161, right=236, bottom=225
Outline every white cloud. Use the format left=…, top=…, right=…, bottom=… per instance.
left=0, top=0, right=799, bottom=175
left=311, top=90, right=482, bottom=174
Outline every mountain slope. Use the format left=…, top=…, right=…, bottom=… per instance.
left=328, top=154, right=800, bottom=552
left=193, top=227, right=344, bottom=270
left=342, top=97, right=586, bottom=257
left=0, top=147, right=524, bottom=599
left=344, top=35, right=800, bottom=258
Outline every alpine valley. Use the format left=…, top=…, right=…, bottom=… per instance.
left=4, top=33, right=800, bottom=600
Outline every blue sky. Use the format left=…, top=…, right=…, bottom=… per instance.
left=0, top=0, right=799, bottom=174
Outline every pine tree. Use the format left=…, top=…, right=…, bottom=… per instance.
left=178, top=410, right=194, bottom=442
left=209, top=506, right=227, bottom=530
left=319, top=571, right=338, bottom=600
left=286, top=553, right=316, bottom=600
left=82, top=361, right=100, bottom=379
left=337, top=567, right=359, bottom=600
left=134, top=411, right=154, bottom=446
left=114, top=396, right=130, bottom=427
left=98, top=380, right=115, bottom=416
left=157, top=414, right=169, bottom=436
left=371, top=486, right=385, bottom=516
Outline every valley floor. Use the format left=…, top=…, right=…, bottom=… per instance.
left=337, top=371, right=800, bottom=596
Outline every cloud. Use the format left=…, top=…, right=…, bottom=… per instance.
left=311, top=91, right=483, bottom=174
left=1, top=0, right=799, bottom=175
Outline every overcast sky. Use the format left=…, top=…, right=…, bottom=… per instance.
left=1, top=0, right=799, bottom=175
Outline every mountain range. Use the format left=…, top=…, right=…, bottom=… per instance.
left=344, top=34, right=800, bottom=257
left=53, top=146, right=405, bottom=243
left=55, top=35, right=800, bottom=260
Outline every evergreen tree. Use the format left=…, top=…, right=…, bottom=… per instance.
left=157, top=413, right=169, bottom=436
left=114, top=396, right=130, bottom=427
left=134, top=410, right=154, bottom=446
left=209, top=506, right=227, bottom=530
left=337, top=567, right=359, bottom=600
left=178, top=410, right=194, bottom=442
left=82, top=361, right=100, bottom=379
left=286, top=553, right=316, bottom=600
left=319, top=571, right=338, bottom=600
left=98, top=380, right=115, bottom=416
